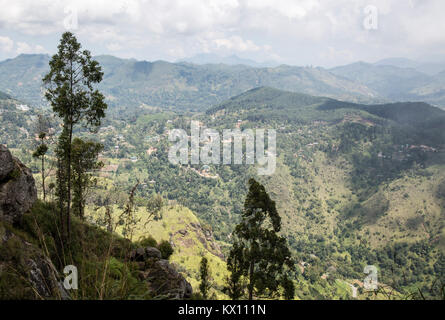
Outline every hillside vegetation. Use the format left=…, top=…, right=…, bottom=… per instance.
left=1, top=66, right=444, bottom=299
left=0, top=54, right=379, bottom=111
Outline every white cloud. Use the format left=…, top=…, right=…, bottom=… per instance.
left=0, top=36, right=14, bottom=52
left=245, top=0, right=319, bottom=19
left=0, top=0, right=444, bottom=65
left=16, top=41, right=47, bottom=55
left=106, top=42, right=122, bottom=51
left=214, top=35, right=260, bottom=52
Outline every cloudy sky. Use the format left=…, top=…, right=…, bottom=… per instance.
left=0, top=0, right=444, bottom=67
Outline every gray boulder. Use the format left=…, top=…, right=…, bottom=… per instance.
left=144, top=259, right=193, bottom=299
left=145, top=246, right=162, bottom=259
left=130, top=246, right=162, bottom=261
left=0, top=145, right=14, bottom=181
left=0, top=145, right=37, bottom=224
left=130, top=247, right=146, bottom=261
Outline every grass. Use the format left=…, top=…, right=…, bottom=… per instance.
left=17, top=200, right=151, bottom=300
left=86, top=203, right=229, bottom=298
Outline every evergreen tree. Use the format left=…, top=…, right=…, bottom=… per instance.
left=224, top=242, right=246, bottom=300
left=227, top=178, right=294, bottom=300
left=199, top=256, right=212, bottom=299
left=43, top=32, right=107, bottom=239
left=281, top=275, right=295, bottom=300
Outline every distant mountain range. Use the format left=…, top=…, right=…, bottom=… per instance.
left=330, top=60, right=445, bottom=108
left=0, top=54, right=378, bottom=111
left=178, top=53, right=279, bottom=68
left=0, top=90, right=11, bottom=100
left=374, top=57, right=445, bottom=76
left=1, top=54, right=445, bottom=111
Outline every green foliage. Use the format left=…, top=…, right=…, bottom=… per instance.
left=18, top=200, right=154, bottom=299
left=43, top=31, right=107, bottom=240
left=281, top=276, right=295, bottom=300
left=158, top=240, right=174, bottom=260
left=227, top=179, right=294, bottom=300
left=117, top=183, right=141, bottom=240
left=31, top=115, right=53, bottom=202
left=2, top=64, right=445, bottom=300
left=225, top=242, right=246, bottom=300
left=353, top=191, right=390, bottom=224
left=199, top=257, right=212, bottom=299
left=0, top=54, right=379, bottom=113
left=32, top=144, right=48, bottom=159
left=437, top=179, right=445, bottom=198
left=138, top=235, right=158, bottom=248
left=146, top=193, right=164, bottom=221
left=71, top=138, right=103, bottom=219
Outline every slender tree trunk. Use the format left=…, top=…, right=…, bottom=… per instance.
left=66, top=123, right=73, bottom=240
left=248, top=260, right=255, bottom=300
left=67, top=59, right=74, bottom=241
left=80, top=189, right=84, bottom=220
left=57, top=158, right=65, bottom=239
left=41, top=155, right=46, bottom=201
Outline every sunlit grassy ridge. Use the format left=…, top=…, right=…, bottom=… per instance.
left=86, top=204, right=229, bottom=297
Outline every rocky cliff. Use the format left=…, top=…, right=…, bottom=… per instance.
left=130, top=246, right=193, bottom=299
left=0, top=145, right=37, bottom=224
left=0, top=145, right=68, bottom=299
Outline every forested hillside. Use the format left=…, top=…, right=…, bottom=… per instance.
left=1, top=68, right=444, bottom=300
left=330, top=61, right=445, bottom=108
left=0, top=53, right=380, bottom=111
left=4, top=54, right=445, bottom=114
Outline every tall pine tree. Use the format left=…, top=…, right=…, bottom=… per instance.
left=199, top=256, right=212, bottom=299
left=227, top=178, right=294, bottom=300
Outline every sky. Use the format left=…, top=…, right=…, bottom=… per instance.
left=0, top=0, right=444, bottom=67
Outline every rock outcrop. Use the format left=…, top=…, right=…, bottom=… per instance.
left=0, top=145, right=37, bottom=224
left=0, top=210, right=69, bottom=299
left=144, top=259, right=193, bottom=299
left=0, top=145, right=68, bottom=299
left=130, top=246, right=192, bottom=299
left=188, top=222, right=224, bottom=259
left=145, top=247, right=162, bottom=259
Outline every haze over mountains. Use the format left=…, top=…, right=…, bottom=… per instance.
left=178, top=53, right=279, bottom=68
left=1, top=54, right=445, bottom=113
left=330, top=61, right=445, bottom=108
left=373, top=57, right=445, bottom=76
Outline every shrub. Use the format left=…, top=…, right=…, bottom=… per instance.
left=138, top=235, right=157, bottom=248
left=158, top=240, right=174, bottom=260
